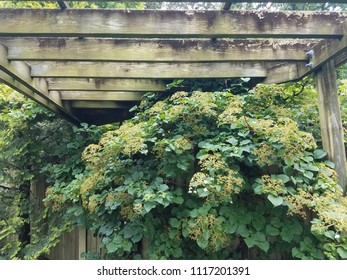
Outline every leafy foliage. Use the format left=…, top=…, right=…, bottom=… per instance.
left=0, top=84, right=112, bottom=259
left=43, top=83, right=347, bottom=260
left=1, top=78, right=347, bottom=260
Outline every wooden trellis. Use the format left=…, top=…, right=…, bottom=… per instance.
left=0, top=1, right=346, bottom=191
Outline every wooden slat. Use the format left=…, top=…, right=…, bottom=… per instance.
left=29, top=61, right=271, bottom=78
left=265, top=23, right=347, bottom=83
left=60, top=91, right=144, bottom=101
left=70, top=100, right=135, bottom=109
left=264, top=62, right=306, bottom=84
left=47, top=78, right=166, bottom=92
left=335, top=51, right=347, bottom=67
left=0, top=44, right=79, bottom=123
left=0, top=38, right=313, bottom=62
left=0, top=9, right=345, bottom=39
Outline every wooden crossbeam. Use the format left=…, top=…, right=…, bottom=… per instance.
left=0, top=38, right=313, bottom=62
left=0, top=44, right=79, bottom=123
left=0, top=9, right=345, bottom=39
left=60, top=91, right=144, bottom=101
left=29, top=61, right=271, bottom=79
left=47, top=78, right=166, bottom=92
left=265, top=22, right=347, bottom=83
left=69, top=101, right=136, bottom=109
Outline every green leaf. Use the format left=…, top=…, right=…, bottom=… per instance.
left=131, top=233, right=143, bottom=243
left=245, top=237, right=256, bottom=248
left=303, top=171, right=314, bottom=179
left=337, top=248, right=347, bottom=259
left=325, top=160, right=335, bottom=169
left=172, top=247, right=183, bottom=258
left=197, top=188, right=209, bottom=197
left=266, top=225, right=280, bottom=236
left=224, top=223, right=238, bottom=234
left=313, top=149, right=327, bottom=159
left=143, top=202, right=156, bottom=213
left=226, top=137, right=238, bottom=146
left=257, top=240, right=270, bottom=253
left=197, top=237, right=209, bottom=249
left=158, top=184, right=169, bottom=192
left=190, top=209, right=199, bottom=218
left=123, top=225, right=135, bottom=238
left=323, top=230, right=335, bottom=240
left=182, top=228, right=189, bottom=238
left=169, top=218, right=181, bottom=228
left=252, top=216, right=266, bottom=231
left=267, top=195, right=283, bottom=207
left=237, top=225, right=249, bottom=238
left=276, top=174, right=290, bottom=183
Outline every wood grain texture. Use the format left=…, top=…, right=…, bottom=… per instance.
left=0, top=9, right=345, bottom=38
left=316, top=61, right=347, bottom=193
left=0, top=38, right=312, bottom=62
left=29, top=61, right=270, bottom=78
left=0, top=44, right=79, bottom=123
left=60, top=91, right=144, bottom=101
left=47, top=78, right=166, bottom=92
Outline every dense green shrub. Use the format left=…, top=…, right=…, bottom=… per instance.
left=1, top=81, right=346, bottom=260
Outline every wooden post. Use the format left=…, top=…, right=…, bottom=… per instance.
left=78, top=227, right=87, bottom=260
left=316, top=60, right=347, bottom=194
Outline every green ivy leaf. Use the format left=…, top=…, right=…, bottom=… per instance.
left=267, top=195, right=283, bottom=207
left=197, top=237, right=209, bottom=249
left=313, top=149, right=327, bottom=159
left=266, top=225, right=280, bottom=236
left=131, top=233, right=143, bottom=243
left=123, top=225, right=136, bottom=238
left=224, top=223, right=238, bottom=234
left=323, top=230, right=335, bottom=240
left=337, top=248, right=347, bottom=259
left=169, top=218, right=181, bottom=228
left=143, top=202, right=156, bottom=213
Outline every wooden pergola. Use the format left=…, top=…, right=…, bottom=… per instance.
left=0, top=0, right=346, bottom=192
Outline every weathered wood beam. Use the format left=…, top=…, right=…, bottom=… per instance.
left=60, top=91, right=144, bottom=101
left=29, top=61, right=270, bottom=79
left=316, top=61, right=347, bottom=194
left=0, top=44, right=79, bottom=123
left=335, top=50, right=347, bottom=67
left=69, top=101, right=135, bottom=109
left=264, top=62, right=307, bottom=84
left=47, top=78, right=166, bottom=92
left=265, top=22, right=347, bottom=83
left=0, top=9, right=345, bottom=39
left=0, top=38, right=313, bottom=62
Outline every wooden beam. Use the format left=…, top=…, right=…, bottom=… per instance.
left=29, top=61, right=271, bottom=79
left=0, top=9, right=345, bottom=39
left=335, top=51, right=347, bottom=67
left=0, top=44, right=79, bottom=123
left=0, top=38, right=312, bottom=62
left=47, top=78, right=166, bottom=92
left=69, top=101, right=135, bottom=109
left=316, top=61, right=347, bottom=194
left=308, top=25, right=347, bottom=73
left=60, top=91, right=144, bottom=101
left=264, top=62, right=307, bottom=84
left=265, top=22, right=347, bottom=83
